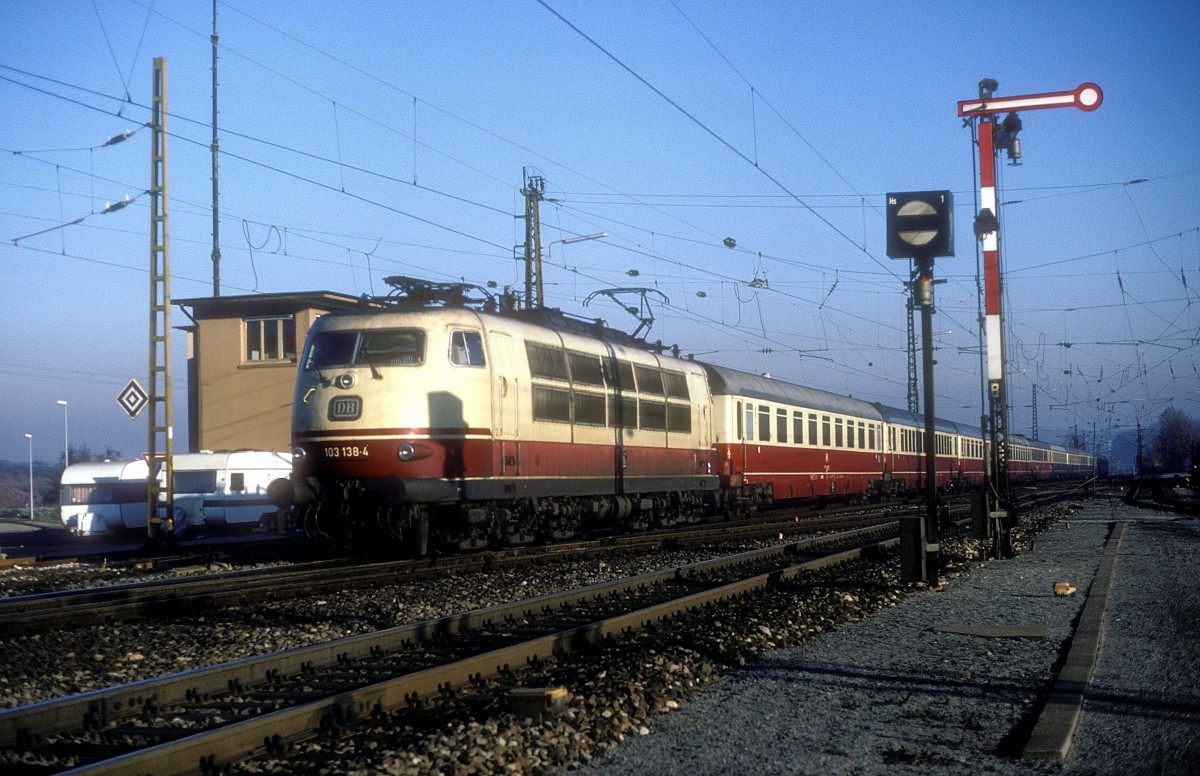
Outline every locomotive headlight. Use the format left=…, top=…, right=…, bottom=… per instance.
left=397, top=443, right=416, bottom=461
left=334, top=372, right=356, bottom=389
left=291, top=446, right=307, bottom=463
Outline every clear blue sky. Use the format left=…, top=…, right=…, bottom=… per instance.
left=2, top=0, right=1197, bottom=465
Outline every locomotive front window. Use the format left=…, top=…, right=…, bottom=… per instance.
left=305, top=329, right=426, bottom=369
left=360, top=330, right=425, bottom=365
left=305, top=331, right=357, bottom=369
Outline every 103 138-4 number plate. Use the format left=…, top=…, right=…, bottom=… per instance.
left=324, top=445, right=370, bottom=458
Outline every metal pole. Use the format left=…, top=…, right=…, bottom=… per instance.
left=211, top=0, right=221, bottom=297
left=57, top=400, right=68, bottom=468
left=916, top=257, right=940, bottom=585
left=25, top=434, right=33, bottom=520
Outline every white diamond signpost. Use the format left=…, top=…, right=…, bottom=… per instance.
left=117, top=378, right=150, bottom=420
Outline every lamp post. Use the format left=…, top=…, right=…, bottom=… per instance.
left=531, top=232, right=606, bottom=311
left=24, top=434, right=33, bottom=520
left=57, top=400, right=69, bottom=468
left=548, top=232, right=608, bottom=258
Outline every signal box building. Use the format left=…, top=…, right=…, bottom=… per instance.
left=175, top=292, right=363, bottom=453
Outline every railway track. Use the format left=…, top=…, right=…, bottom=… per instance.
left=0, top=523, right=897, bottom=775
left=0, top=509, right=899, bottom=638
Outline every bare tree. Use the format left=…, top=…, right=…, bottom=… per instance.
left=1152, top=407, right=1197, bottom=473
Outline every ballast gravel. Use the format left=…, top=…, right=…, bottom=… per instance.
left=2, top=499, right=1195, bottom=775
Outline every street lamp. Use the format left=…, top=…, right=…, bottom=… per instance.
left=24, top=434, right=33, bottom=520
left=57, top=400, right=68, bottom=468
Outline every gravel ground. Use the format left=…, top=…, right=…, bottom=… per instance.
left=576, top=501, right=1199, bottom=776
left=6, top=500, right=1193, bottom=776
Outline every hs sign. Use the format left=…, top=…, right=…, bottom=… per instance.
left=886, top=190, right=954, bottom=259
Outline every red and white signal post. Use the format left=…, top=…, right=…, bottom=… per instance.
left=957, top=80, right=1102, bottom=556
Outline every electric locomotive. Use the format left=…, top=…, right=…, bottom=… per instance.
left=273, top=278, right=718, bottom=553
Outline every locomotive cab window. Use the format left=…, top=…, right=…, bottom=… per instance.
left=449, top=330, right=485, bottom=367
left=304, top=328, right=426, bottom=369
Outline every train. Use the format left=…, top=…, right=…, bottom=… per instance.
left=270, top=277, right=1097, bottom=554
left=60, top=450, right=291, bottom=537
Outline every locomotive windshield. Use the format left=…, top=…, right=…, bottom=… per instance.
left=304, top=328, right=426, bottom=369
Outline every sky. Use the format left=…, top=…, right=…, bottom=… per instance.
left=1, top=0, right=1197, bottom=466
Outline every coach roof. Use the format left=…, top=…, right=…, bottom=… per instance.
left=701, top=364, right=882, bottom=420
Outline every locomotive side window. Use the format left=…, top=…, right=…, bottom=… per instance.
left=569, top=352, right=605, bottom=386
left=634, top=365, right=664, bottom=396
left=667, top=404, right=691, bottom=433
left=609, top=395, right=637, bottom=428
left=608, top=359, right=636, bottom=391
left=662, top=370, right=689, bottom=399
left=639, top=398, right=667, bottom=430
left=532, top=385, right=571, bottom=422
left=526, top=343, right=568, bottom=380
left=573, top=392, right=606, bottom=425
left=449, top=330, right=486, bottom=367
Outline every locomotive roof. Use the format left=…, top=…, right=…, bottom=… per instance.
left=701, top=364, right=882, bottom=419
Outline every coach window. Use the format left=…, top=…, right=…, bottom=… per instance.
left=809, top=413, right=818, bottom=446
left=776, top=408, right=788, bottom=444
left=449, top=330, right=486, bottom=367
left=245, top=315, right=296, bottom=362
left=792, top=410, right=804, bottom=445
left=744, top=403, right=755, bottom=441
left=822, top=415, right=831, bottom=447
left=869, top=424, right=877, bottom=451
left=858, top=422, right=866, bottom=450
left=758, top=404, right=771, bottom=442
left=835, top=418, right=844, bottom=448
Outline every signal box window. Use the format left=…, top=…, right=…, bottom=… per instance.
left=245, top=315, right=296, bottom=362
